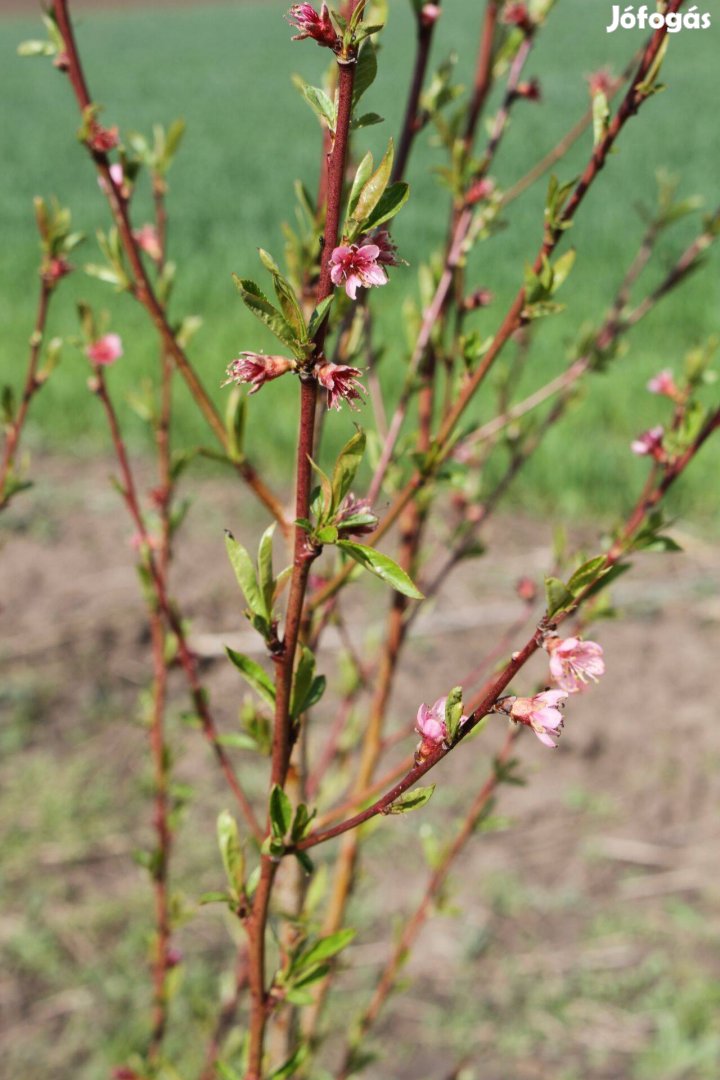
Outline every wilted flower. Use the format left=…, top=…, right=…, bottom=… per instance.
left=315, top=361, right=366, bottom=411
left=502, top=2, right=533, bottom=32
left=545, top=635, right=605, bottom=694
left=133, top=223, right=162, bottom=262
left=587, top=66, right=614, bottom=97
left=362, top=228, right=401, bottom=267
left=336, top=493, right=378, bottom=536
left=631, top=425, right=665, bottom=459
left=647, top=369, right=680, bottom=400
left=85, top=333, right=123, bottom=366
left=287, top=3, right=340, bottom=49
left=420, top=3, right=442, bottom=27
left=223, top=353, right=295, bottom=394
left=506, top=690, right=568, bottom=748
left=330, top=243, right=388, bottom=300
left=516, top=78, right=542, bottom=102
left=88, top=122, right=119, bottom=153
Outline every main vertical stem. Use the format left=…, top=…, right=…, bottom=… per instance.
left=244, top=51, right=358, bottom=1080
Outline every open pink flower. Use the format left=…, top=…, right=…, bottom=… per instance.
left=546, top=636, right=605, bottom=694
left=647, top=369, right=680, bottom=399
left=88, top=122, right=119, bottom=153
left=287, top=4, right=340, bottom=49
left=330, top=244, right=388, bottom=300
left=223, top=353, right=294, bottom=394
left=85, top=333, right=123, bottom=366
left=631, top=425, right=665, bottom=459
left=133, top=224, right=162, bottom=262
left=587, top=67, right=614, bottom=97
left=315, top=361, right=366, bottom=411
left=508, top=690, right=568, bottom=748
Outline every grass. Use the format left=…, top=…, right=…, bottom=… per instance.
left=1, top=0, right=719, bottom=523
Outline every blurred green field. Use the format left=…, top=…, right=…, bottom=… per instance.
left=1, top=0, right=719, bottom=523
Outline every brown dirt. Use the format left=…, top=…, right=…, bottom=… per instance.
left=2, top=453, right=720, bottom=1079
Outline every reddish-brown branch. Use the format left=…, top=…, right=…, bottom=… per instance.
left=392, top=1, right=443, bottom=184
left=244, top=43, right=359, bottom=1080
left=51, top=0, right=288, bottom=532
left=462, top=0, right=499, bottom=152
left=0, top=280, right=52, bottom=510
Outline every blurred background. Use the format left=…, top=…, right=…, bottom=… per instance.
left=1, top=2, right=720, bottom=1078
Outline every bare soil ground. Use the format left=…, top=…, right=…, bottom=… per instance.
left=2, top=454, right=720, bottom=1079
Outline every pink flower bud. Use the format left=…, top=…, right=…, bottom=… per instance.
left=420, top=3, right=442, bottom=27
left=287, top=4, right=341, bottom=50
left=631, top=425, right=665, bottom=460
left=44, top=256, right=73, bottom=285
left=415, top=696, right=468, bottom=760
left=502, top=2, right=533, bottom=33
left=647, top=369, right=680, bottom=400
left=166, top=946, right=183, bottom=968
left=315, top=362, right=366, bottom=412
left=516, top=78, right=541, bottom=102
left=223, top=353, right=295, bottom=395
left=85, top=333, right=123, bottom=366
left=466, top=177, right=495, bottom=206
left=505, top=689, right=568, bottom=748
left=133, top=223, right=163, bottom=263
left=88, top=122, right=120, bottom=153
left=544, top=635, right=605, bottom=694
left=586, top=66, right=614, bottom=97
left=336, top=493, right=378, bottom=536
left=464, top=287, right=494, bottom=311
left=515, top=576, right=537, bottom=603
left=330, top=243, right=389, bottom=300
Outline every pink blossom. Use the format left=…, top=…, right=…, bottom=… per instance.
left=330, top=243, right=388, bottom=300
left=133, top=223, right=163, bottom=262
left=362, top=229, right=401, bottom=267
left=223, top=353, right=295, bottom=394
left=287, top=3, right=340, bottom=49
left=502, top=2, right=533, bottom=32
left=647, top=369, right=680, bottom=399
left=587, top=66, right=614, bottom=97
left=631, top=425, right=665, bottom=459
left=508, top=690, right=568, bottom=748
left=315, top=361, right=366, bottom=411
left=516, top=78, right=541, bottom=102
left=416, top=697, right=448, bottom=746
left=85, top=333, right=123, bottom=366
left=88, top=122, right=119, bottom=153
left=546, top=636, right=605, bottom=694
left=99, top=163, right=129, bottom=199
left=336, top=493, right=378, bottom=536
left=420, top=3, right=442, bottom=27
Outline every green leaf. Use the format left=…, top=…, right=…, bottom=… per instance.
left=352, top=111, right=385, bottom=129
left=298, top=81, right=337, bottom=131
left=257, top=523, right=276, bottom=620
left=352, top=39, right=377, bottom=107
left=294, top=849, right=315, bottom=875
left=363, top=181, right=410, bottom=232
left=231, top=275, right=299, bottom=350
left=295, top=928, right=355, bottom=973
left=224, top=531, right=266, bottom=622
left=290, top=802, right=316, bottom=843
left=199, top=891, right=235, bottom=906
left=348, top=151, right=375, bottom=220
left=290, top=646, right=316, bottom=720
left=331, top=429, right=366, bottom=511
left=352, top=139, right=394, bottom=225
left=444, top=687, right=464, bottom=743
left=592, top=90, right=610, bottom=148
left=269, top=784, right=293, bottom=839
left=337, top=540, right=424, bottom=599
left=217, top=810, right=244, bottom=894
left=567, top=555, right=608, bottom=597
left=551, top=249, right=576, bottom=293
left=269, top=1045, right=309, bottom=1080
left=387, top=784, right=436, bottom=814
left=308, top=295, right=334, bottom=340
left=544, top=576, right=574, bottom=618
left=258, top=248, right=306, bottom=341
left=226, top=648, right=276, bottom=707
left=316, top=524, right=338, bottom=544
